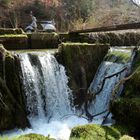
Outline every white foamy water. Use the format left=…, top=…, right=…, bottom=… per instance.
left=87, top=47, right=134, bottom=119
left=88, top=61, right=127, bottom=118
left=14, top=52, right=82, bottom=140
left=11, top=117, right=89, bottom=140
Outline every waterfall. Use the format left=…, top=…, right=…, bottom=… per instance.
left=87, top=47, right=134, bottom=121
left=17, top=52, right=88, bottom=140
left=19, top=52, right=73, bottom=123
left=4, top=47, right=135, bottom=140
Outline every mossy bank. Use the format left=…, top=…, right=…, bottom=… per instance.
left=0, top=44, right=28, bottom=130
left=111, top=50, right=140, bottom=139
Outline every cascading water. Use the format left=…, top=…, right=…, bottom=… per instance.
left=19, top=52, right=74, bottom=120
left=3, top=47, right=135, bottom=140
left=18, top=52, right=88, bottom=140
left=87, top=47, right=134, bottom=121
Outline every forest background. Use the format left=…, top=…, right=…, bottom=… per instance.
left=0, top=0, right=140, bottom=31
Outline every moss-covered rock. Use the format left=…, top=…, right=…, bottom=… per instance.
left=0, top=34, right=28, bottom=50
left=0, top=28, right=25, bottom=35
left=0, top=44, right=28, bottom=130
left=123, top=51, right=140, bottom=98
left=14, top=133, right=55, bottom=140
left=0, top=133, right=55, bottom=140
left=70, top=124, right=130, bottom=140
left=31, top=32, right=59, bottom=49
left=120, top=135, right=135, bottom=140
left=57, top=43, right=109, bottom=107
left=105, top=48, right=132, bottom=64
left=111, top=50, right=140, bottom=139
left=111, top=98, right=140, bottom=129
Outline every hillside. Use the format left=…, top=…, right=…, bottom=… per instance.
left=0, top=0, right=140, bottom=31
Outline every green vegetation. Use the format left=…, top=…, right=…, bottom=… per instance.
left=120, top=135, right=135, bottom=140
left=111, top=98, right=140, bottom=129
left=0, top=134, right=55, bottom=140
left=111, top=50, right=140, bottom=139
left=105, top=49, right=132, bottom=63
left=0, top=34, right=27, bottom=38
left=70, top=124, right=131, bottom=140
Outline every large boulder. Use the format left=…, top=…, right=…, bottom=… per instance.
left=70, top=124, right=130, bottom=140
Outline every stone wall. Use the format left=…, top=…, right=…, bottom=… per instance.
left=60, top=30, right=140, bottom=46
left=29, top=32, right=59, bottom=49
left=57, top=43, right=109, bottom=107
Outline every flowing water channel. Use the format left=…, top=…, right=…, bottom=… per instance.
left=3, top=47, right=135, bottom=140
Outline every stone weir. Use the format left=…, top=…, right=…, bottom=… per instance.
left=1, top=28, right=140, bottom=50
left=0, top=28, right=59, bottom=50
left=56, top=43, right=109, bottom=107
left=60, top=29, right=140, bottom=46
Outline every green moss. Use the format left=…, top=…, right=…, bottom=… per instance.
left=58, top=43, right=109, bottom=107
left=123, top=50, right=140, bottom=97
left=120, top=135, right=135, bottom=140
left=31, top=32, right=59, bottom=49
left=0, top=34, right=27, bottom=38
left=133, top=51, right=140, bottom=69
left=70, top=124, right=130, bottom=140
left=105, top=49, right=132, bottom=63
left=0, top=134, right=55, bottom=140
left=111, top=98, right=140, bottom=130
left=0, top=34, right=28, bottom=50
left=15, top=133, right=55, bottom=140
left=83, top=30, right=140, bottom=46
left=0, top=28, right=25, bottom=35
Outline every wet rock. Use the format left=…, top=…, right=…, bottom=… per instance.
left=70, top=124, right=130, bottom=140
left=15, top=133, right=55, bottom=140
left=0, top=34, right=28, bottom=50
left=57, top=43, right=109, bottom=107
left=31, top=32, right=59, bottom=49
left=0, top=44, right=28, bottom=130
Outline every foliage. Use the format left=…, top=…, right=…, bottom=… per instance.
left=0, top=133, right=55, bottom=140
left=0, top=0, right=140, bottom=31
left=0, top=0, right=10, bottom=7
left=70, top=124, right=130, bottom=140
